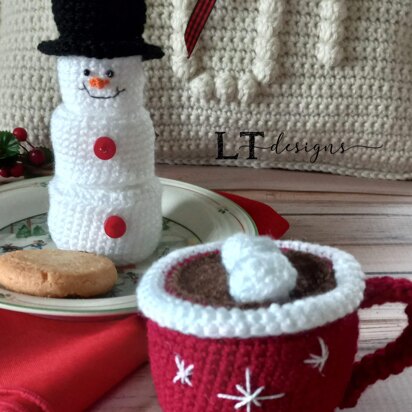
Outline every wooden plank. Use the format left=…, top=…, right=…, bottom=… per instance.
left=276, top=202, right=410, bottom=216
left=90, top=366, right=159, bottom=412
left=91, top=364, right=412, bottom=412
left=342, top=246, right=412, bottom=273
left=284, top=215, right=412, bottom=245
left=263, top=191, right=412, bottom=205
left=232, top=190, right=412, bottom=205
left=359, top=303, right=407, bottom=342
left=225, top=191, right=412, bottom=215
left=354, top=370, right=412, bottom=412
left=157, top=165, right=412, bottom=196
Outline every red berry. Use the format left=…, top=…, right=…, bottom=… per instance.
left=13, top=127, right=28, bottom=142
left=29, top=149, right=46, bottom=166
left=10, top=163, right=24, bottom=178
left=0, top=167, right=10, bottom=178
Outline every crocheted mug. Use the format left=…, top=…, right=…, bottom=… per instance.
left=138, top=234, right=412, bottom=412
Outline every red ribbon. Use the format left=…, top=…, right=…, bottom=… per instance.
left=185, top=0, right=217, bottom=57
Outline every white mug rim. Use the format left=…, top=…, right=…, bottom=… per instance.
left=137, top=240, right=365, bottom=338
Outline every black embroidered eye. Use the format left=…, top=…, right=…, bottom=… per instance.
left=105, top=70, right=115, bottom=78
left=83, top=69, right=91, bottom=76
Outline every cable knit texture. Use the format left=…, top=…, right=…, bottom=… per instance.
left=138, top=238, right=412, bottom=411
left=0, top=0, right=59, bottom=146
left=1, top=1, right=412, bottom=179
left=317, top=0, right=347, bottom=66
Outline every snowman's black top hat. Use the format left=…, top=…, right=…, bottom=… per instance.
left=38, top=0, right=163, bottom=60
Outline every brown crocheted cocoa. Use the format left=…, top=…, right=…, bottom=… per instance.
left=166, top=250, right=336, bottom=309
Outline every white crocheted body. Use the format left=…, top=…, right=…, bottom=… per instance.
left=138, top=240, right=365, bottom=338
left=47, top=55, right=162, bottom=263
left=51, top=105, right=156, bottom=186
left=48, top=177, right=162, bottom=264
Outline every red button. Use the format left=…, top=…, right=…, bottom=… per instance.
left=104, top=216, right=127, bottom=239
left=94, top=137, right=117, bottom=160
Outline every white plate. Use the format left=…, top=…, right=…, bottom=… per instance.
left=0, top=177, right=258, bottom=318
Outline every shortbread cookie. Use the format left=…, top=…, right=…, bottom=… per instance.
left=0, top=250, right=118, bottom=298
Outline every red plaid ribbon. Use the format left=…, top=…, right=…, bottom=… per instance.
left=185, top=0, right=217, bottom=57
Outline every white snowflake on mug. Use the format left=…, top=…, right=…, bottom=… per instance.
left=217, top=368, right=285, bottom=412
left=304, top=337, right=329, bottom=374
left=173, top=355, right=194, bottom=386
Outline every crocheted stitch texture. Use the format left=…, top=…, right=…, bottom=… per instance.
left=49, top=177, right=162, bottom=263
left=144, top=0, right=412, bottom=180
left=48, top=55, right=162, bottom=264
left=37, top=0, right=164, bottom=60
left=1, top=1, right=411, bottom=179
left=138, top=240, right=365, bottom=338
left=140, top=238, right=363, bottom=412
left=147, top=315, right=358, bottom=412
left=140, top=239, right=412, bottom=411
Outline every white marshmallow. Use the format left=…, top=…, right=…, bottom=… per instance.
left=221, top=234, right=298, bottom=303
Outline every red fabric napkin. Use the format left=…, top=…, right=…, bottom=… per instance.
left=0, top=314, right=148, bottom=412
left=218, top=191, right=289, bottom=239
left=0, top=193, right=289, bottom=412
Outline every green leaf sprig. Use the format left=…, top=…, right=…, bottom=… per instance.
left=0, top=131, right=19, bottom=160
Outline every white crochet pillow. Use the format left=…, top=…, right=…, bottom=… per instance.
left=0, top=0, right=411, bottom=180
left=0, top=0, right=59, bottom=146
left=143, top=0, right=412, bottom=180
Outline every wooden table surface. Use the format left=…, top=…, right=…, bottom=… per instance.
left=91, top=165, right=412, bottom=412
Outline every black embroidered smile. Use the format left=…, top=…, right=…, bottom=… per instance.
left=80, top=83, right=126, bottom=99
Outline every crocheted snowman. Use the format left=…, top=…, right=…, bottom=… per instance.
left=38, top=0, right=164, bottom=264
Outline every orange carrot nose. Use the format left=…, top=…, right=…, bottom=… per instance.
left=89, top=77, right=110, bottom=89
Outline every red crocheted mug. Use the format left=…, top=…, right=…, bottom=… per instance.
left=138, top=236, right=412, bottom=412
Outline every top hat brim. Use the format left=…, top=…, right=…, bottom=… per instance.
left=38, top=38, right=164, bottom=61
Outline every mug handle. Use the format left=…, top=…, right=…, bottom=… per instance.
left=340, top=276, right=412, bottom=408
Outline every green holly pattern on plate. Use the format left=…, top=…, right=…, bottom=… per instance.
left=0, top=214, right=201, bottom=298
left=0, top=177, right=257, bottom=317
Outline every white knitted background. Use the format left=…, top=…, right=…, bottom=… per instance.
left=1, top=0, right=412, bottom=179
left=144, top=0, right=412, bottom=180
left=0, top=0, right=59, bottom=144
